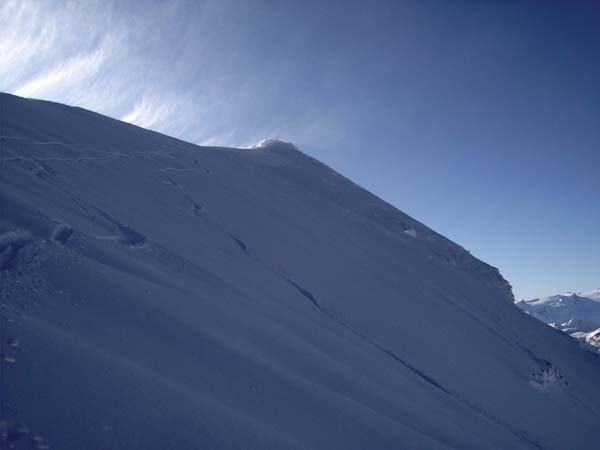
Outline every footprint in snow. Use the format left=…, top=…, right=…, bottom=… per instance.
left=50, top=221, right=73, bottom=244
left=0, top=230, right=35, bottom=270
left=94, top=209, right=147, bottom=248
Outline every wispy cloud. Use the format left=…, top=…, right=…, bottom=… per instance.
left=0, top=0, right=346, bottom=150
left=13, top=43, right=110, bottom=98
left=0, top=1, right=127, bottom=111
left=0, top=0, right=60, bottom=87
left=120, top=95, right=180, bottom=131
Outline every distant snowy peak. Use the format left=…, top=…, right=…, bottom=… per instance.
left=523, top=289, right=600, bottom=305
left=517, top=289, right=600, bottom=353
left=580, top=288, right=600, bottom=300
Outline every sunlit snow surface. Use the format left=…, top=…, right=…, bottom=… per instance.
left=249, top=138, right=298, bottom=151
left=1, top=93, right=599, bottom=449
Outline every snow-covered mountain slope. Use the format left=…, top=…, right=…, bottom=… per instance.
left=517, top=290, right=600, bottom=354
left=1, top=93, right=599, bottom=450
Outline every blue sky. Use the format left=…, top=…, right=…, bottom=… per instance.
left=1, top=0, right=598, bottom=299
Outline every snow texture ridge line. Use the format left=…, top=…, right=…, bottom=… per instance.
left=1, top=93, right=599, bottom=450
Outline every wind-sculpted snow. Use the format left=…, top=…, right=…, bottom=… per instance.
left=250, top=138, right=298, bottom=151
left=1, top=93, right=599, bottom=449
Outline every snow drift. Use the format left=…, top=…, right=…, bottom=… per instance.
left=1, top=93, right=599, bottom=449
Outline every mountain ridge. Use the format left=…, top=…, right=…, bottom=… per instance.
left=1, top=93, right=599, bottom=449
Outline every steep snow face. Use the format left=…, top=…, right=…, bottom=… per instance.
left=517, top=290, right=600, bottom=353
left=1, top=93, right=599, bottom=450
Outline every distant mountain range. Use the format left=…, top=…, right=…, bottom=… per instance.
left=516, top=289, right=600, bottom=353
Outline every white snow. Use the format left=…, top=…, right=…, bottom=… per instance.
left=1, top=92, right=600, bottom=450
left=250, top=138, right=298, bottom=151
left=403, top=227, right=417, bottom=238
left=517, top=290, right=600, bottom=354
